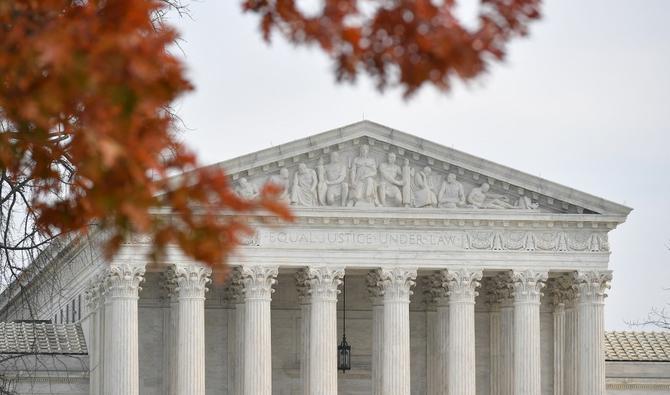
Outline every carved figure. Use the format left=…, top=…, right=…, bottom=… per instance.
left=401, top=158, right=412, bottom=207
left=437, top=173, right=465, bottom=208
left=515, top=195, right=539, bottom=210
left=318, top=152, right=349, bottom=206
left=413, top=166, right=437, bottom=208
left=316, top=157, right=328, bottom=205
left=349, top=144, right=379, bottom=207
left=467, top=183, right=514, bottom=209
left=236, top=177, right=258, bottom=199
left=268, top=168, right=291, bottom=203
left=291, top=163, right=318, bottom=207
left=377, top=152, right=404, bottom=206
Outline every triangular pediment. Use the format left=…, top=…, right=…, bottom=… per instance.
left=209, top=121, right=631, bottom=217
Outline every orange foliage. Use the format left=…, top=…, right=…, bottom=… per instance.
left=243, top=0, right=542, bottom=96
left=0, top=0, right=292, bottom=271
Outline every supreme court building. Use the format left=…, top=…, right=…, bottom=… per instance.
left=1, top=121, right=669, bottom=395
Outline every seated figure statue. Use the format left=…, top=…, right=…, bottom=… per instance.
left=413, top=166, right=437, bottom=208
left=437, top=173, right=466, bottom=208
left=291, top=163, right=318, bottom=207
left=268, top=167, right=291, bottom=204
left=349, top=144, right=379, bottom=207
left=317, top=152, right=349, bottom=206
left=467, top=183, right=514, bottom=209
left=236, top=177, right=258, bottom=199
left=377, top=152, right=404, bottom=206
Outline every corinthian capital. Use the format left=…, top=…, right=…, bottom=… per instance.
left=378, top=268, right=417, bottom=302
left=574, top=270, right=612, bottom=301
left=241, top=265, right=278, bottom=300
left=547, top=273, right=577, bottom=307
left=307, top=266, right=345, bottom=301
left=223, top=267, right=245, bottom=304
left=366, top=270, right=385, bottom=304
left=445, top=268, right=482, bottom=302
left=170, top=263, right=212, bottom=299
left=103, top=263, right=145, bottom=298
left=512, top=270, right=547, bottom=302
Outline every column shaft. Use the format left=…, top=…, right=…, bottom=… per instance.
left=490, top=306, right=502, bottom=395
left=500, top=302, right=514, bottom=395
left=242, top=266, right=277, bottom=395
left=564, top=305, right=577, bottom=395
left=380, top=268, right=416, bottom=395
left=446, top=269, right=481, bottom=395
left=167, top=297, right=178, bottom=395
left=425, top=308, right=437, bottom=395
left=371, top=299, right=384, bottom=395
left=300, top=302, right=311, bottom=395
left=308, top=267, right=344, bottom=395
left=173, top=264, right=211, bottom=395
left=435, top=302, right=449, bottom=395
left=575, top=271, right=611, bottom=395
left=512, top=270, right=546, bottom=395
left=102, top=264, right=144, bottom=395
left=553, top=303, right=565, bottom=395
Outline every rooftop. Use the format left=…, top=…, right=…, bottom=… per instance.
left=0, top=321, right=88, bottom=355
left=605, top=331, right=670, bottom=362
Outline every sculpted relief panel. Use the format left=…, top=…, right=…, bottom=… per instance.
left=234, top=142, right=570, bottom=212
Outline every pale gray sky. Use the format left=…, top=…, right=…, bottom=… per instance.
left=169, top=1, right=670, bottom=330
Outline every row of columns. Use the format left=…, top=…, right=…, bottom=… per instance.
left=85, top=263, right=611, bottom=395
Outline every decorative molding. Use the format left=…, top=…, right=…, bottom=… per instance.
left=170, top=263, right=212, bottom=299
left=547, top=273, right=577, bottom=307
left=307, top=266, right=344, bottom=302
left=575, top=270, right=612, bottom=301
left=378, top=268, right=417, bottom=301
left=223, top=267, right=245, bottom=305
left=240, top=265, right=278, bottom=300
left=242, top=227, right=611, bottom=254
left=445, top=268, right=482, bottom=302
left=511, top=270, right=548, bottom=302
left=102, top=263, right=145, bottom=298
left=295, top=268, right=311, bottom=304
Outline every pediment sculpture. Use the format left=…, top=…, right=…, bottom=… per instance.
left=234, top=143, right=547, bottom=211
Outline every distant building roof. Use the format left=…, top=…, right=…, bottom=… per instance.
left=605, top=331, right=670, bottom=362
left=0, top=322, right=87, bottom=355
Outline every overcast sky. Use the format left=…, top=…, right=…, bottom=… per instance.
left=168, top=1, right=670, bottom=330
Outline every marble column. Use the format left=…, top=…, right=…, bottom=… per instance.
left=85, top=280, right=102, bottom=395
left=171, top=263, right=211, bottom=395
left=575, top=271, right=611, bottom=395
left=564, top=289, right=578, bottom=395
left=102, top=263, right=145, bottom=395
left=379, top=268, right=417, bottom=395
left=424, top=272, right=449, bottom=395
left=295, top=269, right=311, bottom=395
left=512, top=270, right=547, bottom=395
left=489, top=299, right=502, bottom=395
left=366, top=271, right=385, bottom=395
left=308, top=266, right=344, bottom=395
left=241, top=265, right=278, bottom=395
left=548, top=275, right=574, bottom=395
left=224, top=268, right=245, bottom=395
left=225, top=267, right=246, bottom=395
left=445, top=268, right=482, bottom=395
left=500, top=292, right=514, bottom=395
left=161, top=269, right=178, bottom=395
left=488, top=273, right=514, bottom=395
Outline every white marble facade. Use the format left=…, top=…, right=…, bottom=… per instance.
left=16, top=121, right=644, bottom=394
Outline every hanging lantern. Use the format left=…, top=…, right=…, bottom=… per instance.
left=337, top=334, right=351, bottom=373
left=337, top=275, right=352, bottom=373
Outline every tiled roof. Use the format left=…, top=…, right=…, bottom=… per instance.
left=605, top=331, right=670, bottom=362
left=0, top=322, right=87, bottom=355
